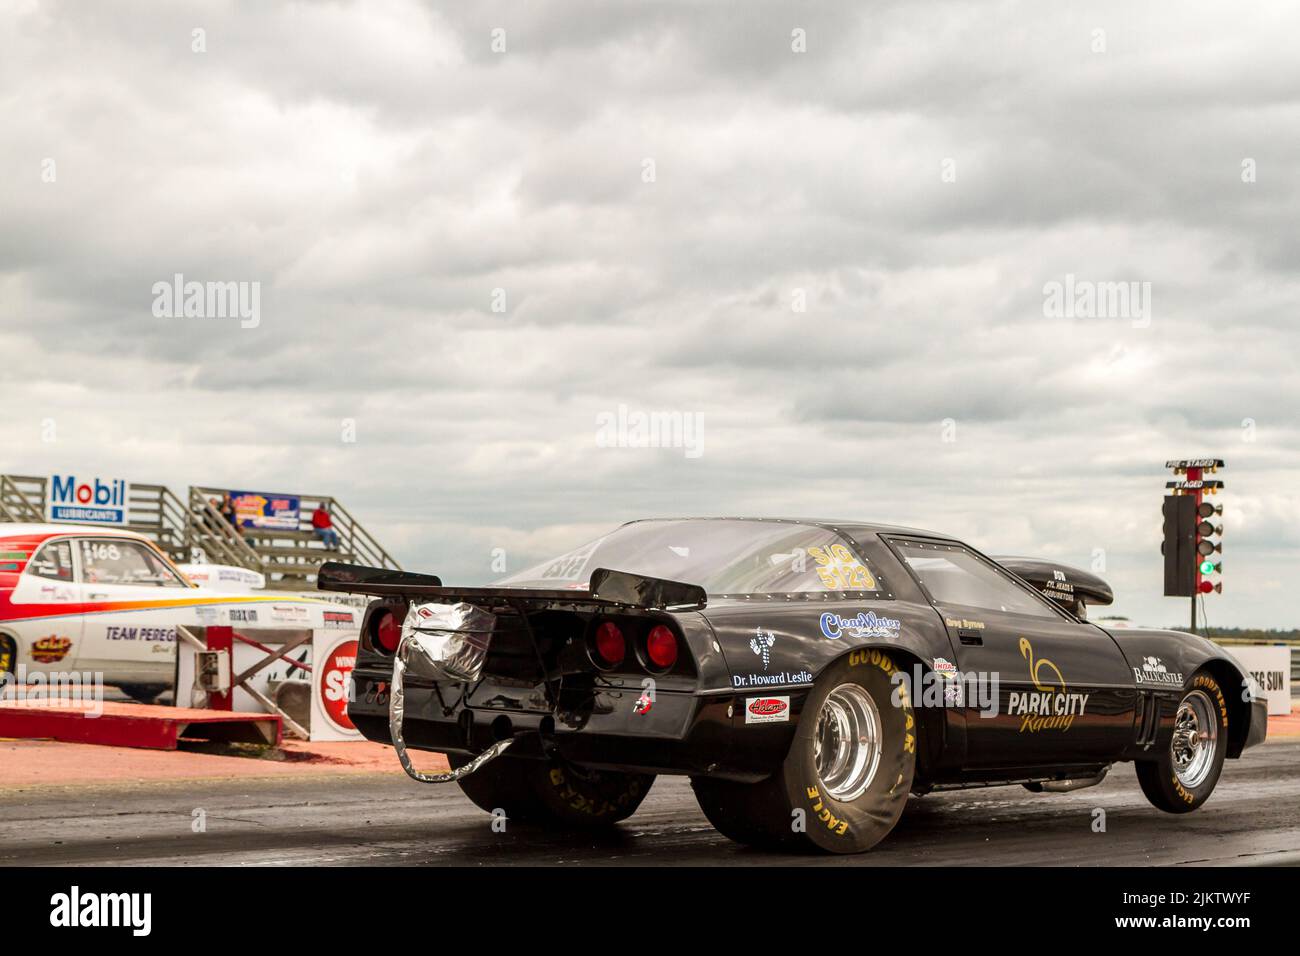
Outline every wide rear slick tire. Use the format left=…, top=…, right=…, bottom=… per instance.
left=1135, top=670, right=1229, bottom=813
left=694, top=649, right=917, bottom=854
left=449, top=752, right=655, bottom=828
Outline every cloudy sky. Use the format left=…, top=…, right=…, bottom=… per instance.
left=2, top=0, right=1298, bottom=626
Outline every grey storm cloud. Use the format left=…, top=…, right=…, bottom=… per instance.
left=1, top=0, right=1298, bottom=626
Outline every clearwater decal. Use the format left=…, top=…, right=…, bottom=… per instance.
left=749, top=627, right=776, bottom=669
left=819, top=611, right=901, bottom=640
left=1134, top=656, right=1184, bottom=687
left=1007, top=637, right=1089, bottom=733
left=745, top=696, right=790, bottom=724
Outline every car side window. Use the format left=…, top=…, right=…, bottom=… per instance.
left=78, top=538, right=187, bottom=588
left=892, top=540, right=1059, bottom=619
left=28, top=540, right=75, bottom=581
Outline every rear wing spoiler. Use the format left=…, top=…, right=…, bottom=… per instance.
left=316, top=561, right=708, bottom=612
left=993, top=556, right=1114, bottom=608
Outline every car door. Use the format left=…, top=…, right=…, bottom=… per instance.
left=74, top=536, right=192, bottom=677
left=887, top=538, right=1136, bottom=768
left=6, top=537, right=83, bottom=673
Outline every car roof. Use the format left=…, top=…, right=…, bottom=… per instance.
left=620, top=516, right=955, bottom=540
left=0, top=523, right=154, bottom=543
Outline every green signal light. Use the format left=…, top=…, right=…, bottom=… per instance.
left=1199, top=560, right=1216, bottom=575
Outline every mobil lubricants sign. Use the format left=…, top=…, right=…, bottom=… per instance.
left=46, top=473, right=131, bottom=525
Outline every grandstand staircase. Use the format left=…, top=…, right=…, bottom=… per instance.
left=0, top=474, right=400, bottom=590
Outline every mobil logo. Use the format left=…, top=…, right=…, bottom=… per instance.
left=47, top=474, right=131, bottom=524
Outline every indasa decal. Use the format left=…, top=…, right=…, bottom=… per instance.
left=1006, top=637, right=1089, bottom=732
left=745, top=696, right=790, bottom=724
left=323, top=610, right=355, bottom=628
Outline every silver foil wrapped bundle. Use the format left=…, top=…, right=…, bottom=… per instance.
left=399, top=601, right=496, bottom=683
left=388, top=600, right=510, bottom=784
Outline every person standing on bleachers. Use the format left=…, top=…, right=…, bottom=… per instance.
left=219, top=492, right=243, bottom=536
left=312, top=502, right=340, bottom=550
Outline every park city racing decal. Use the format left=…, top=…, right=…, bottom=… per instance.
left=1007, top=637, right=1089, bottom=732
left=819, top=610, right=901, bottom=640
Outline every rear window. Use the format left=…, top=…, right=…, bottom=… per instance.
left=500, top=519, right=885, bottom=596
left=28, top=540, right=74, bottom=581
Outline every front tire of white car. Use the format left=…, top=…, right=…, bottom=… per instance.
left=117, top=684, right=168, bottom=705
left=0, top=633, right=16, bottom=684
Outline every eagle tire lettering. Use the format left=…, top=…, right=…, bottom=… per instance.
left=1135, top=669, right=1228, bottom=815
left=693, top=651, right=916, bottom=854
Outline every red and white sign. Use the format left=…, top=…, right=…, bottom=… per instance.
left=310, top=634, right=363, bottom=740
left=745, top=696, right=790, bottom=724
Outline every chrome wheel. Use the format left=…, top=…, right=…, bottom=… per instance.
left=814, top=682, right=882, bottom=801
left=1171, top=689, right=1218, bottom=789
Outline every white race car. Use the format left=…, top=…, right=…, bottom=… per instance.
left=0, top=523, right=357, bottom=702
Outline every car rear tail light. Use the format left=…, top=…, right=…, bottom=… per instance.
left=592, top=620, right=626, bottom=668
left=645, top=624, right=678, bottom=671
left=372, top=607, right=403, bottom=654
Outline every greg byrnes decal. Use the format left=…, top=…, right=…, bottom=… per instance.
left=819, top=611, right=901, bottom=640
left=1134, top=655, right=1184, bottom=687
left=750, top=627, right=776, bottom=669
left=745, top=696, right=790, bottom=724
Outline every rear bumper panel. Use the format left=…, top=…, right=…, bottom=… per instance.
left=350, top=669, right=800, bottom=780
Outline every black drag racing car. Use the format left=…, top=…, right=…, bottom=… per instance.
left=320, top=517, right=1267, bottom=854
